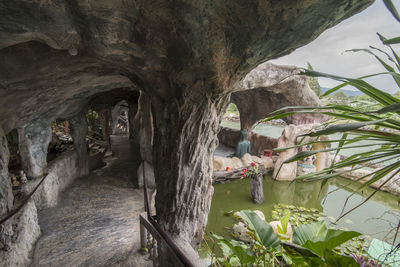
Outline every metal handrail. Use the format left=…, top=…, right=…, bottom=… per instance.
left=141, top=160, right=195, bottom=267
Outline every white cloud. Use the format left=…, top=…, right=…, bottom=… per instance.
left=270, top=1, right=400, bottom=93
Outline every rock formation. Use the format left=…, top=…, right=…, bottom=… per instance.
left=231, top=62, right=327, bottom=131
left=70, top=111, right=90, bottom=177
left=251, top=173, right=264, bottom=204
left=273, top=124, right=331, bottom=181
left=0, top=0, right=374, bottom=262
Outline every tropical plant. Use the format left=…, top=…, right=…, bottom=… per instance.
left=207, top=210, right=363, bottom=266
left=266, top=0, right=400, bottom=253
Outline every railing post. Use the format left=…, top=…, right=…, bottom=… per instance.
left=140, top=220, right=146, bottom=249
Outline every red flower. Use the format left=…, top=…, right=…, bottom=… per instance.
left=243, top=168, right=247, bottom=173
left=226, top=166, right=231, bottom=171
left=251, top=162, right=256, bottom=167
left=241, top=173, right=246, bottom=179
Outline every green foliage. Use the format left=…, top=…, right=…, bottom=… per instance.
left=207, top=210, right=363, bottom=266
left=236, top=210, right=281, bottom=250
left=227, top=103, right=239, bottom=113
left=277, top=213, right=291, bottom=241
left=292, top=220, right=361, bottom=257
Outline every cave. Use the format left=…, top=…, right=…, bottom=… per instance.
left=0, top=1, right=374, bottom=265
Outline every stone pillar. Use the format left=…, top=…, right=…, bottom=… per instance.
left=251, top=173, right=264, bottom=204
left=313, top=135, right=331, bottom=172
left=152, top=93, right=229, bottom=249
left=273, top=125, right=298, bottom=181
left=135, top=92, right=156, bottom=212
left=138, top=93, right=153, bottom=163
left=0, top=127, right=14, bottom=251
left=128, top=101, right=138, bottom=141
left=132, top=91, right=154, bottom=188
left=99, top=108, right=111, bottom=148
left=70, top=112, right=89, bottom=177
left=18, top=119, right=51, bottom=178
left=0, top=127, right=13, bottom=216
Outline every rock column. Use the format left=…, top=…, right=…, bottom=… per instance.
left=99, top=108, right=111, bottom=148
left=0, top=127, right=13, bottom=251
left=70, top=112, right=89, bottom=177
left=152, top=93, right=229, bottom=249
left=18, top=119, right=51, bottom=178
left=251, top=173, right=264, bottom=204
left=128, top=101, right=138, bottom=141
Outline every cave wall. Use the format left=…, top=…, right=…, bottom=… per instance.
left=23, top=151, right=80, bottom=210
left=0, top=0, right=374, bottom=259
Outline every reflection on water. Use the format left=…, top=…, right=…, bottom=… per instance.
left=206, top=175, right=400, bottom=246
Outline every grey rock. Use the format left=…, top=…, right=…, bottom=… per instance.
left=251, top=173, right=264, bottom=204
left=137, top=92, right=154, bottom=164
left=70, top=112, right=89, bottom=177
left=0, top=127, right=13, bottom=216
left=0, top=200, right=40, bottom=267
left=23, top=150, right=80, bottom=210
left=18, top=119, right=52, bottom=178
left=232, top=63, right=327, bottom=131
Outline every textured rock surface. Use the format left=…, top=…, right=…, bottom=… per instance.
left=18, top=119, right=52, bottom=178
left=273, top=124, right=331, bottom=181
left=0, top=0, right=373, bottom=252
left=137, top=161, right=156, bottom=189
left=273, top=125, right=313, bottom=181
left=339, top=168, right=400, bottom=196
left=232, top=62, right=326, bottom=131
left=0, top=127, right=12, bottom=215
left=137, top=93, right=154, bottom=164
left=213, top=154, right=273, bottom=171
left=0, top=127, right=13, bottom=253
left=251, top=173, right=264, bottom=204
left=0, top=200, right=40, bottom=267
left=70, top=112, right=89, bottom=177
left=23, top=151, right=79, bottom=210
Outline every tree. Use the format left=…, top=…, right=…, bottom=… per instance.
left=307, top=62, right=322, bottom=97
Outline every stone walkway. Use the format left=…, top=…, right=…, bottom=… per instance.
left=31, top=135, right=151, bottom=266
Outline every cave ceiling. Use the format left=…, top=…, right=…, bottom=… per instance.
left=0, top=0, right=374, bottom=132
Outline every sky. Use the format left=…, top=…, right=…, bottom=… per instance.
left=270, top=0, right=400, bottom=93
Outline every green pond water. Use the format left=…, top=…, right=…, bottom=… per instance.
left=202, top=175, right=400, bottom=257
